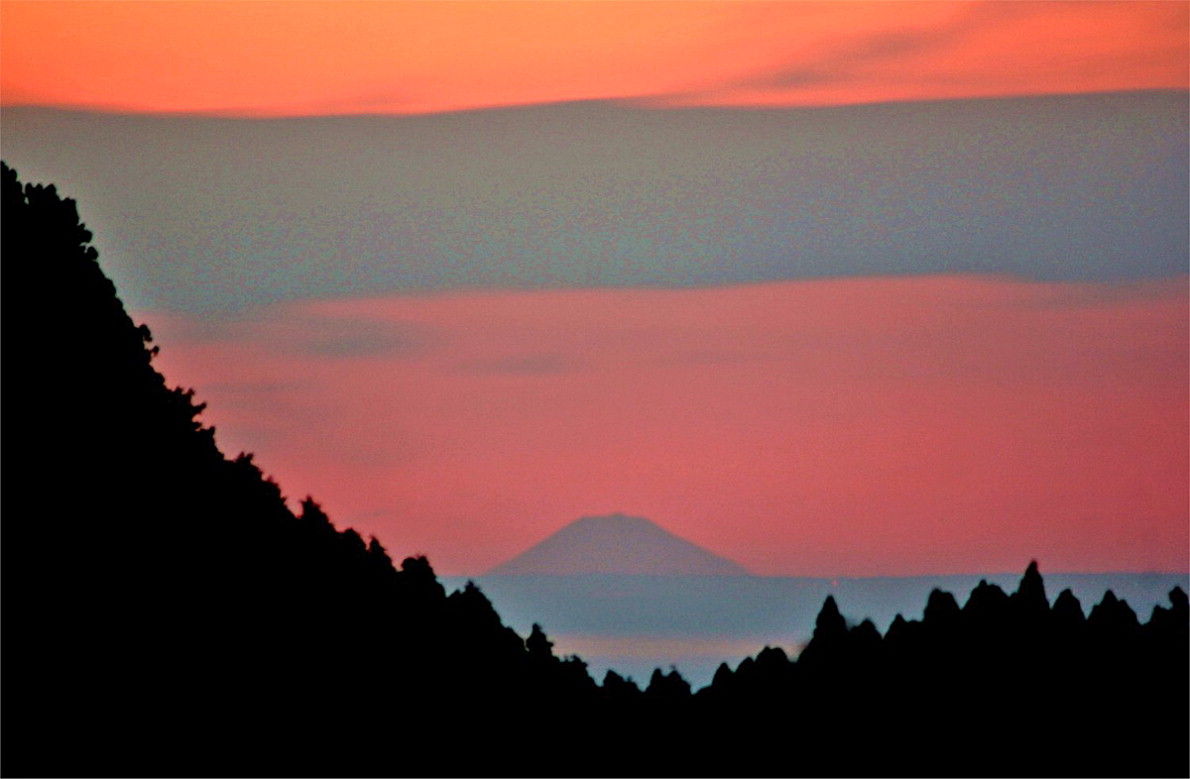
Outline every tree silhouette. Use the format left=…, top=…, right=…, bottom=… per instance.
left=0, top=162, right=603, bottom=776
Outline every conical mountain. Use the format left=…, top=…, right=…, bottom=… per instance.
left=489, top=514, right=750, bottom=576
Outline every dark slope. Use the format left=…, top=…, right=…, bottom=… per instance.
left=0, top=162, right=598, bottom=777
left=489, top=514, right=750, bottom=576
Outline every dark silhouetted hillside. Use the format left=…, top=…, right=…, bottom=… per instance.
left=2, top=163, right=1186, bottom=778
left=0, top=162, right=598, bottom=777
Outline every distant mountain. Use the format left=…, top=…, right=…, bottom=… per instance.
left=489, top=514, right=750, bottom=576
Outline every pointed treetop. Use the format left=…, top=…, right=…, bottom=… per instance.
left=885, top=613, right=909, bottom=641
left=1089, top=590, right=1139, bottom=631
left=401, top=555, right=436, bottom=578
left=1014, top=560, right=1048, bottom=612
left=1052, top=588, right=1086, bottom=625
left=299, top=496, right=333, bottom=531
left=924, top=588, right=961, bottom=623
left=1170, top=586, right=1188, bottom=612
left=602, top=669, right=640, bottom=694
left=852, top=619, right=881, bottom=644
left=756, top=646, right=789, bottom=667
left=965, top=579, right=1009, bottom=614
left=399, top=555, right=446, bottom=600
left=526, top=623, right=554, bottom=658
left=366, top=536, right=391, bottom=563
left=815, top=595, right=847, bottom=638
left=645, top=667, right=691, bottom=699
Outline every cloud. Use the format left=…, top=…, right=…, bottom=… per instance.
left=4, top=91, right=1185, bottom=315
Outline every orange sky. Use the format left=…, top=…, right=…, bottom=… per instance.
left=2, top=1, right=1186, bottom=115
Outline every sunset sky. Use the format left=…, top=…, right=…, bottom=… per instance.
left=3, top=1, right=1187, bottom=114
left=2, top=1, right=1186, bottom=575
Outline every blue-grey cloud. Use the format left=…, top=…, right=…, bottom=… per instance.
left=2, top=91, right=1185, bottom=314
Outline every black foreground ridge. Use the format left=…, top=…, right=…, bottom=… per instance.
left=1, top=161, right=1186, bottom=778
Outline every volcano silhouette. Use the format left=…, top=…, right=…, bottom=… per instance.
left=488, top=514, right=750, bottom=576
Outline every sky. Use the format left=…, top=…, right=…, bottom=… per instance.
left=2, top=1, right=1187, bottom=114
left=1, top=1, right=1187, bottom=575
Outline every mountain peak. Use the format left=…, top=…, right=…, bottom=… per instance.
left=572, top=512, right=653, bottom=528
left=488, top=514, right=750, bottom=576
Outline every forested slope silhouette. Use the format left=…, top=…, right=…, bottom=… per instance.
left=1, top=162, right=601, bottom=776
left=1, top=163, right=1185, bottom=778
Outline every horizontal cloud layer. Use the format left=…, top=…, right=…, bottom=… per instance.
left=3, top=92, right=1186, bottom=313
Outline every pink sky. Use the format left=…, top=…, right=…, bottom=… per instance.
left=135, top=275, right=1189, bottom=576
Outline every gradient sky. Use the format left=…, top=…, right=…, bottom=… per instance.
left=1, top=1, right=1186, bottom=575
left=2, top=1, right=1187, bottom=114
